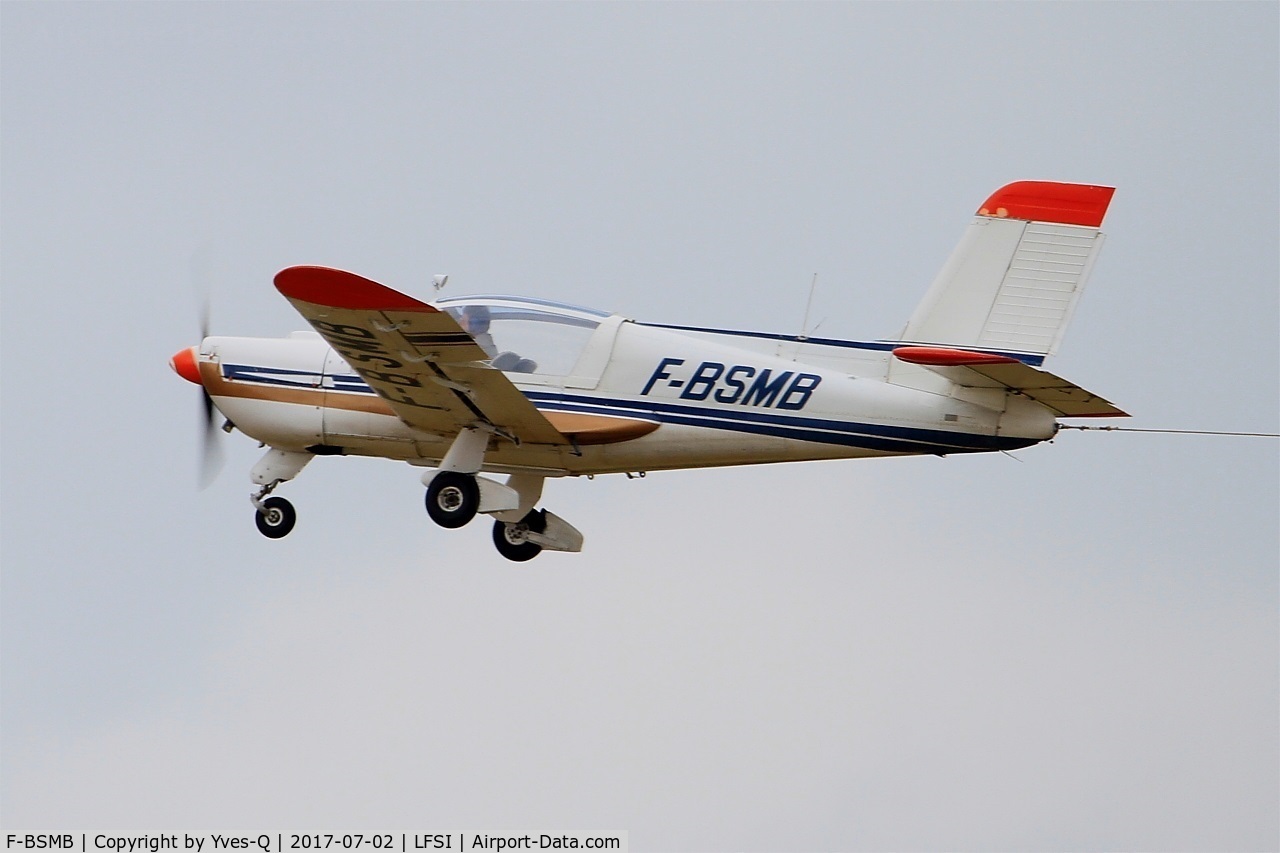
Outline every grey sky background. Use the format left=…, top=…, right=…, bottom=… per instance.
left=2, top=3, right=1276, bottom=850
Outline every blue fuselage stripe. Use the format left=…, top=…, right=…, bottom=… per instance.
left=522, top=391, right=1034, bottom=453
left=219, top=364, right=1037, bottom=453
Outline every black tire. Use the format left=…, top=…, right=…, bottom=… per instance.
left=492, top=509, right=547, bottom=562
left=255, top=496, right=296, bottom=539
left=425, top=471, right=480, bottom=529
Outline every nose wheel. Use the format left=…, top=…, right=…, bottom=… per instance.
left=254, top=496, right=296, bottom=539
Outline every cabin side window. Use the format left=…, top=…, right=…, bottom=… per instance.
left=444, top=305, right=600, bottom=377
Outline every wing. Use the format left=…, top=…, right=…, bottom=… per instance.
left=893, top=346, right=1128, bottom=418
left=275, top=266, right=569, bottom=445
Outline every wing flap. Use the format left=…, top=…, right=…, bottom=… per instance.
left=893, top=346, right=1127, bottom=418
left=275, top=266, right=569, bottom=445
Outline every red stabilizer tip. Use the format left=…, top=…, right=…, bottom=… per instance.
left=274, top=265, right=436, bottom=312
left=893, top=346, right=1020, bottom=366
left=170, top=346, right=203, bottom=385
left=977, top=181, right=1115, bottom=227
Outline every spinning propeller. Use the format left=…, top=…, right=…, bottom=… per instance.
left=170, top=291, right=226, bottom=488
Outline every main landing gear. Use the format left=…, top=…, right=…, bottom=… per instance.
left=419, top=464, right=584, bottom=562
left=425, top=423, right=585, bottom=562
left=424, top=470, right=481, bottom=528
left=492, top=509, right=547, bottom=562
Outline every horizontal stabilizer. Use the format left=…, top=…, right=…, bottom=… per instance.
left=893, top=346, right=1127, bottom=418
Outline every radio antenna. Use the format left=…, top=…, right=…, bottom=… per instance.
left=798, top=273, right=818, bottom=340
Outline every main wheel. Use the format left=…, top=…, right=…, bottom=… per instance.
left=425, top=471, right=480, bottom=529
left=254, top=496, right=296, bottom=539
left=492, top=509, right=547, bottom=562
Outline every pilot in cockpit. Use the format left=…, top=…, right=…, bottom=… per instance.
left=455, top=304, right=537, bottom=373
left=457, top=305, right=497, bottom=357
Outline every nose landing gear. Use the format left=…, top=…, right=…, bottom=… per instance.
left=248, top=447, right=312, bottom=540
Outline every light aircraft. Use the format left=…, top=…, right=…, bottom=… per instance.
left=171, top=180, right=1125, bottom=561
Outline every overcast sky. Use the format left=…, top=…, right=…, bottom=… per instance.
left=2, top=3, right=1277, bottom=850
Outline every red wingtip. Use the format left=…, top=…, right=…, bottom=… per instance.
left=274, top=265, right=437, bottom=313
left=170, top=345, right=203, bottom=385
left=892, top=346, right=1021, bottom=366
left=977, top=181, right=1115, bottom=228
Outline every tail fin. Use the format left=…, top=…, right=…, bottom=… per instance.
left=900, top=181, right=1115, bottom=362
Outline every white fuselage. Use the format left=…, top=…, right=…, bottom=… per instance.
left=200, top=301, right=1057, bottom=479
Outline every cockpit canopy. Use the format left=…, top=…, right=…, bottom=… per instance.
left=436, top=295, right=615, bottom=377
